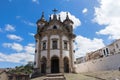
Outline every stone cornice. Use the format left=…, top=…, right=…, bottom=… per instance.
left=37, top=29, right=76, bottom=39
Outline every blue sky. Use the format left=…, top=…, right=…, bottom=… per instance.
left=0, top=0, right=120, bottom=68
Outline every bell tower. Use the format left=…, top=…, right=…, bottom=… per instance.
left=34, top=9, right=76, bottom=74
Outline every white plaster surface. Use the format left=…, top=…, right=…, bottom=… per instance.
left=35, top=40, right=39, bottom=68
left=63, top=50, right=69, bottom=58
left=41, top=51, right=47, bottom=58
left=41, top=36, right=48, bottom=41
left=75, top=53, right=120, bottom=73
left=50, top=50, right=60, bottom=58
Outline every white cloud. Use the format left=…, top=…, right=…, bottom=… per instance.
left=3, top=43, right=23, bottom=52
left=24, top=43, right=35, bottom=54
left=7, top=34, right=23, bottom=41
left=5, top=24, right=15, bottom=32
left=28, top=32, right=35, bottom=36
left=74, top=35, right=105, bottom=58
left=23, top=20, right=36, bottom=27
left=82, top=8, right=88, bottom=14
left=16, top=15, right=35, bottom=27
left=16, top=16, right=21, bottom=19
left=32, top=0, right=39, bottom=4
left=8, top=0, right=12, bottom=2
left=93, top=0, right=120, bottom=40
left=58, top=11, right=81, bottom=29
left=0, top=52, right=34, bottom=64
left=0, top=43, right=35, bottom=64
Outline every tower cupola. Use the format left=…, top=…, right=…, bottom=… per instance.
left=63, top=12, right=73, bottom=24
left=36, top=12, right=47, bottom=32
left=58, top=15, right=61, bottom=22
left=52, top=9, right=58, bottom=20
left=63, top=12, right=74, bottom=32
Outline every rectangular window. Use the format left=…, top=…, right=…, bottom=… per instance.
left=106, top=48, right=109, bottom=54
left=35, top=49, right=37, bottom=53
left=103, top=49, right=106, bottom=55
left=52, top=40, right=57, bottom=49
left=43, top=42, right=46, bottom=50
left=116, top=44, right=119, bottom=48
left=113, top=49, right=115, bottom=52
left=64, top=41, right=68, bottom=50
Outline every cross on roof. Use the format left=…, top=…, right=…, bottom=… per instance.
left=52, top=8, right=58, bottom=14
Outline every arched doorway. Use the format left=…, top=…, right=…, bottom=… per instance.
left=41, top=57, right=47, bottom=74
left=51, top=56, right=59, bottom=73
left=64, top=57, right=69, bottom=73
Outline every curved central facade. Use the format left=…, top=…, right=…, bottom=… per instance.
left=34, top=11, right=76, bottom=74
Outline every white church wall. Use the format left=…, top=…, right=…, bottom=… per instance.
left=34, top=39, right=39, bottom=68
left=75, top=53, right=120, bottom=73
left=41, top=36, right=48, bottom=41
left=50, top=50, right=60, bottom=58
left=41, top=51, right=47, bottom=58
left=62, top=35, right=68, bottom=40
left=63, top=50, right=69, bottom=58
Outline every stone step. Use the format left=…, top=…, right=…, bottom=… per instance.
left=44, top=76, right=66, bottom=80
left=44, top=73, right=66, bottom=80
left=46, top=73, right=64, bottom=77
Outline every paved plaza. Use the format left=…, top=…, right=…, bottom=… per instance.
left=31, top=70, right=120, bottom=80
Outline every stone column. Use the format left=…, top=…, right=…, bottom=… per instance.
left=69, top=39, right=74, bottom=72
left=38, top=36, right=41, bottom=73
left=59, top=34, right=64, bottom=73
left=46, top=34, right=51, bottom=73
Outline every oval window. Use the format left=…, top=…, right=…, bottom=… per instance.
left=53, top=26, right=57, bottom=29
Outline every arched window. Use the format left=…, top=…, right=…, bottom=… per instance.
left=53, top=25, right=57, bottom=29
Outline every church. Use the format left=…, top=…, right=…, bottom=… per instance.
left=34, top=9, right=76, bottom=74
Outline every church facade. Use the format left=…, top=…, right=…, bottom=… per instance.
left=34, top=10, right=76, bottom=74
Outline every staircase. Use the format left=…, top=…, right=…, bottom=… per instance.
left=44, top=73, right=66, bottom=80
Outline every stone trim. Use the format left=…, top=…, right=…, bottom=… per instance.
left=59, top=34, right=64, bottom=73
left=46, top=35, right=51, bottom=73
left=40, top=29, right=73, bottom=37
left=37, top=36, right=41, bottom=73
left=69, top=39, right=73, bottom=72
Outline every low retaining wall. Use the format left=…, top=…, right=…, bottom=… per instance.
left=75, top=54, right=120, bottom=73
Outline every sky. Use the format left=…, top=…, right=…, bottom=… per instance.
left=0, top=0, right=120, bottom=68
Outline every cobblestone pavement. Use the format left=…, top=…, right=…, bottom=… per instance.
left=82, top=70, right=120, bottom=80
left=31, top=70, right=120, bottom=80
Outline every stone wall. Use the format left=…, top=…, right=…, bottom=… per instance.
left=75, top=53, right=120, bottom=73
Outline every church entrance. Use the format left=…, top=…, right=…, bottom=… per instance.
left=51, top=56, right=59, bottom=73
left=41, top=57, right=47, bottom=74
left=64, top=57, right=69, bottom=73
